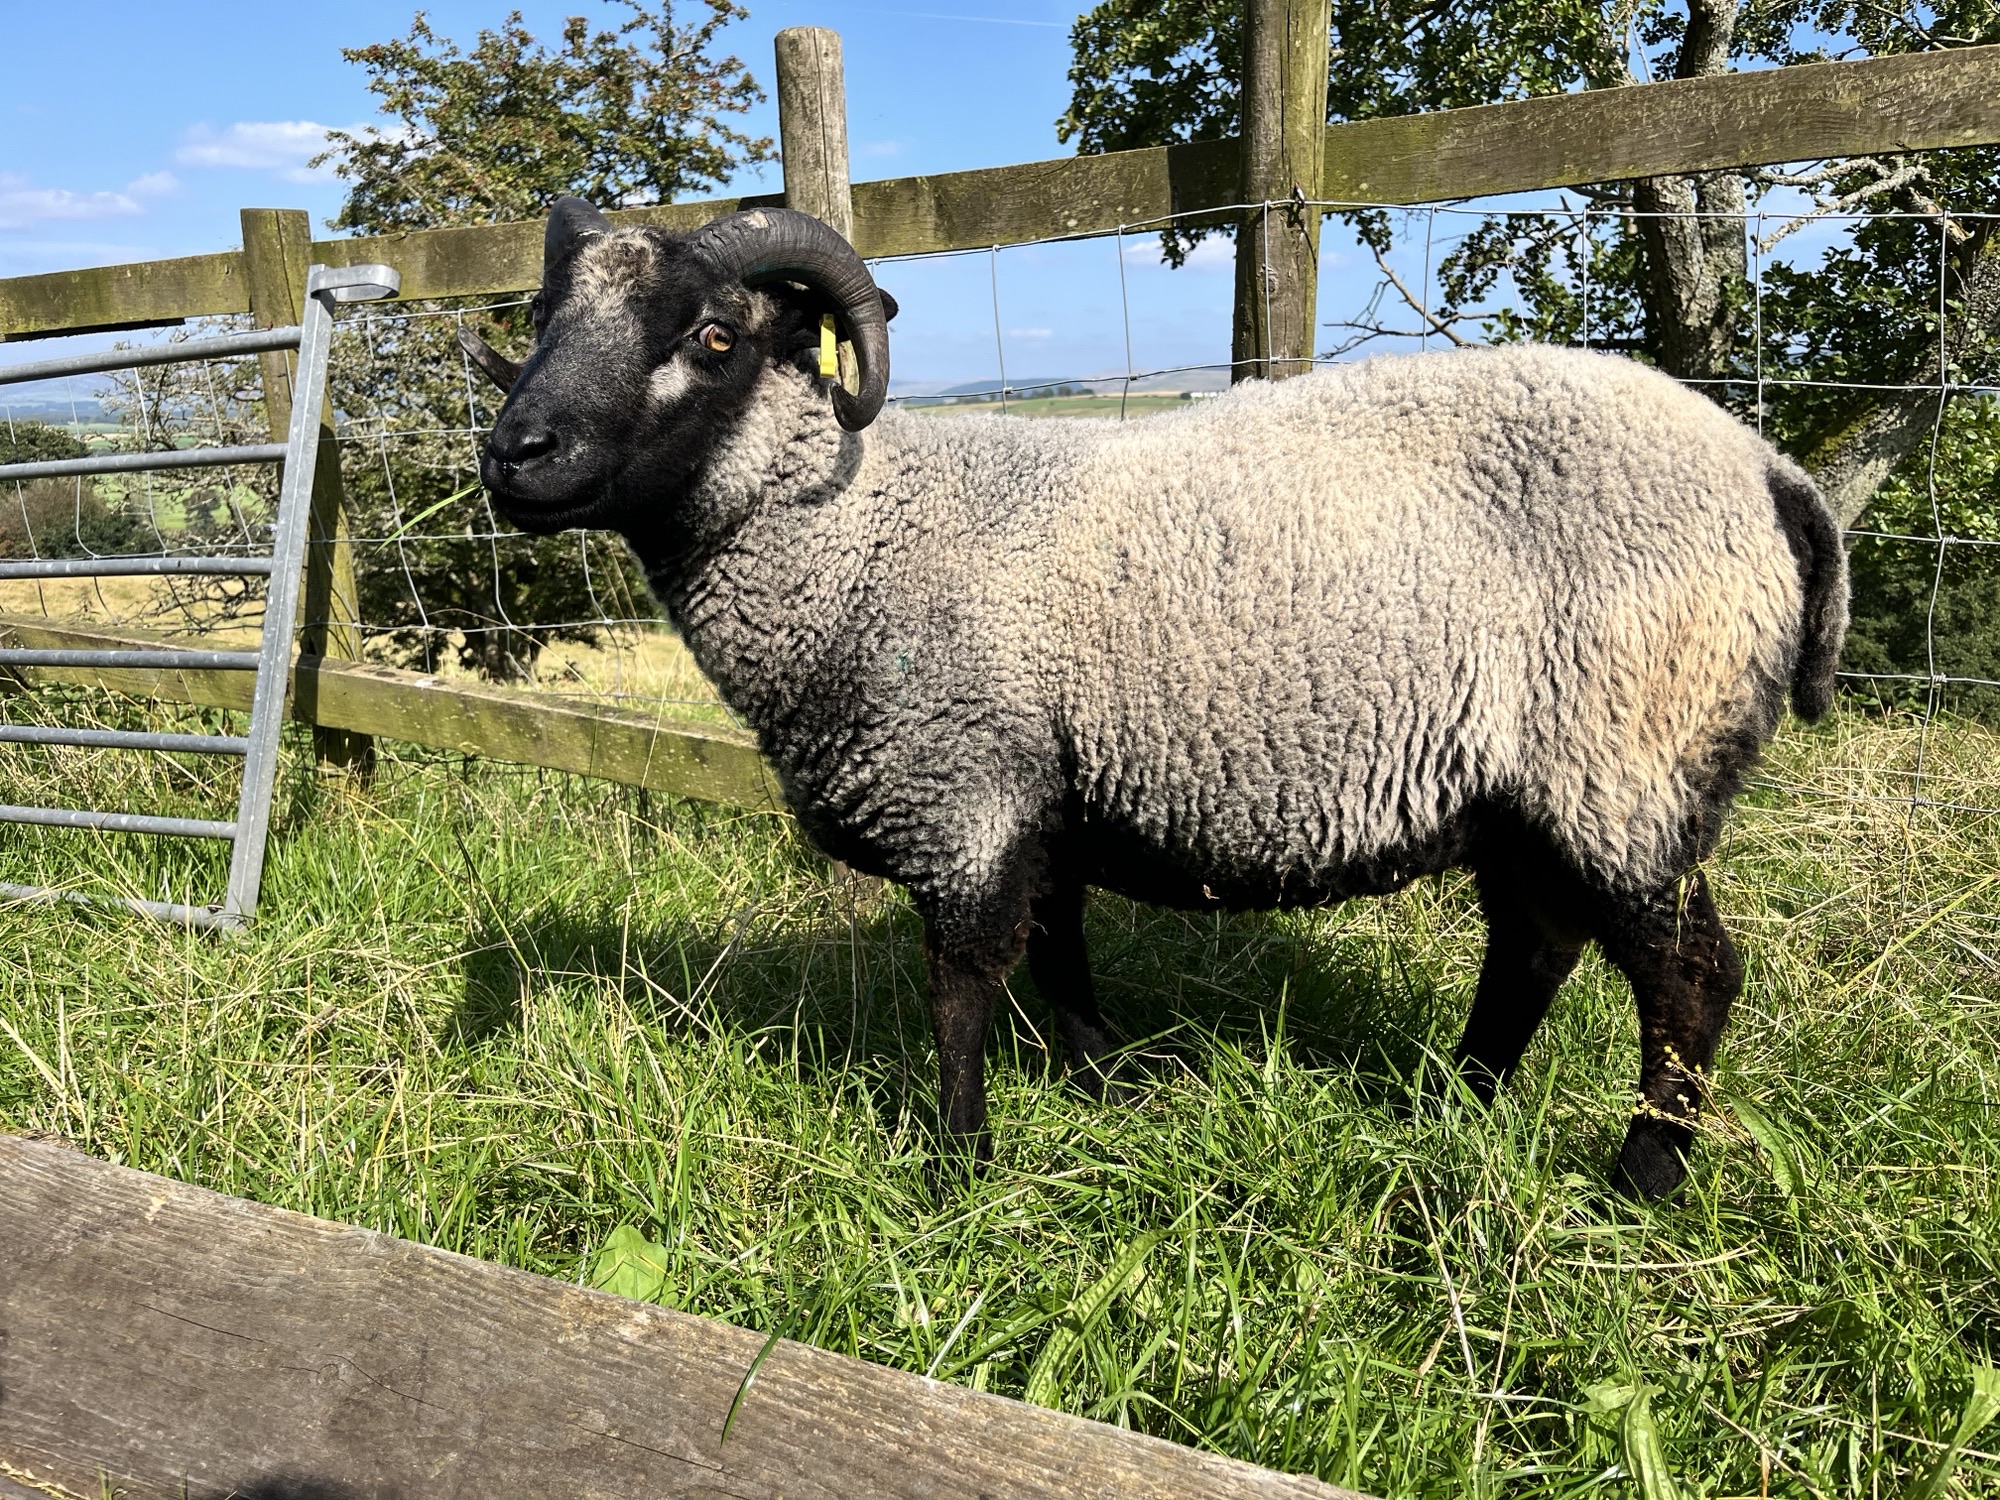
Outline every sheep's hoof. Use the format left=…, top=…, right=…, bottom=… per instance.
left=1610, top=1121, right=1691, bottom=1202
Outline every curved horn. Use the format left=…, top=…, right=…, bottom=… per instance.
left=688, top=208, right=890, bottom=432
left=457, top=325, right=522, bottom=393
left=547, top=195, right=611, bottom=266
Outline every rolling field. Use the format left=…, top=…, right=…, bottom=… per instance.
left=0, top=699, right=1996, bottom=1496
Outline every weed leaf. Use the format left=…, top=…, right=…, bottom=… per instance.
left=1584, top=1381, right=1687, bottom=1500
left=591, top=1223, right=671, bottom=1303
left=1023, top=1230, right=1163, bottom=1409
left=1906, top=1362, right=2000, bottom=1500
left=1583, top=1379, right=1638, bottom=1416
left=1731, top=1093, right=1807, bottom=1198
left=1619, top=1386, right=1688, bottom=1500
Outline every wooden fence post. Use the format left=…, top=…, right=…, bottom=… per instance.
left=240, top=208, right=375, bottom=777
left=775, top=27, right=855, bottom=240
left=1232, top=0, right=1332, bottom=382
left=775, top=25, right=864, bottom=400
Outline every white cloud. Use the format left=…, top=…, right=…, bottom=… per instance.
left=1006, top=327, right=1054, bottom=339
left=860, top=139, right=904, bottom=158
left=0, top=171, right=175, bottom=232
left=1123, top=233, right=1235, bottom=272
left=176, top=120, right=364, bottom=183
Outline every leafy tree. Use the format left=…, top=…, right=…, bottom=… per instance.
left=318, top=2, right=768, bottom=234
left=313, top=3, right=772, bottom=680
left=0, top=419, right=86, bottom=467
left=0, top=420, right=142, bottom=562
left=1063, top=0, right=2000, bottom=717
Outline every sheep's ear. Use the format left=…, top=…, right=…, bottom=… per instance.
left=878, top=289, right=899, bottom=323
left=457, top=325, right=522, bottom=393
left=546, top=195, right=611, bottom=267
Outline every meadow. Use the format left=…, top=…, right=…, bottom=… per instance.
left=0, top=697, right=1996, bottom=1498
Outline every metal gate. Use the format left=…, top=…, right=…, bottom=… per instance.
left=0, top=262, right=399, bottom=929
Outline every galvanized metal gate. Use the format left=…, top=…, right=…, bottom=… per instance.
left=0, top=262, right=399, bottom=929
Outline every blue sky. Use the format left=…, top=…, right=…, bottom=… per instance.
left=0, top=0, right=1268, bottom=388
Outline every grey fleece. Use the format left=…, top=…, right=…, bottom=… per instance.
left=651, top=342, right=1818, bottom=907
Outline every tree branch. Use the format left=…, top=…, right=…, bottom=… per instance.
left=1370, top=246, right=1474, bottom=346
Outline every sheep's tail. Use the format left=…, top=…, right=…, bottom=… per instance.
left=1768, top=459, right=1849, bottom=721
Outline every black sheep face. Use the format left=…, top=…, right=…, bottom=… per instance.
left=479, top=202, right=855, bottom=539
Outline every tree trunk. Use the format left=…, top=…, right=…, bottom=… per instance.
left=1632, top=0, right=1748, bottom=385
left=467, top=628, right=544, bottom=683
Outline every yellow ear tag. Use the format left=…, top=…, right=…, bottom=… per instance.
left=818, top=314, right=839, bottom=378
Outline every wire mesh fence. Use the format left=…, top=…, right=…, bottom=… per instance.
left=1, top=193, right=1996, bottom=852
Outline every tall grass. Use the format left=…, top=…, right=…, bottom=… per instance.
left=1, top=698, right=1996, bottom=1497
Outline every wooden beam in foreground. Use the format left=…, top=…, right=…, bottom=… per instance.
left=0, top=1135, right=1360, bottom=1500
left=0, top=615, right=781, bottom=813
left=9, top=44, right=1999, bottom=340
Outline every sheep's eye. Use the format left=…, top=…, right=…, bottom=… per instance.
left=698, top=322, right=735, bottom=353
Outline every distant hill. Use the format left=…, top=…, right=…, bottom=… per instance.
left=891, top=366, right=1231, bottom=403
left=0, top=395, right=110, bottom=427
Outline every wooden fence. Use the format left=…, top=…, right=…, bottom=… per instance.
left=0, top=1132, right=1360, bottom=1499
left=4, top=11, right=2000, bottom=809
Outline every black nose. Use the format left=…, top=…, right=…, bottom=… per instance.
left=487, top=421, right=558, bottom=469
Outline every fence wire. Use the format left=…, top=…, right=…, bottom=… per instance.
left=1, top=195, right=1995, bottom=846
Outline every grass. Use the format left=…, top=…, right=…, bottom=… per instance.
left=0, top=697, right=1997, bottom=1497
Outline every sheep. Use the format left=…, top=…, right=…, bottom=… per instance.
left=465, top=197, right=1848, bottom=1200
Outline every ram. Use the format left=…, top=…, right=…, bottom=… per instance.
left=466, top=198, right=1847, bottom=1199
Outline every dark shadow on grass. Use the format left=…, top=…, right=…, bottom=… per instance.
left=447, top=871, right=1479, bottom=1126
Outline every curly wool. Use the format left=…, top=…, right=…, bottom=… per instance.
left=649, top=342, right=1824, bottom=908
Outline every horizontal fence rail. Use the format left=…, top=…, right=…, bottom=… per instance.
left=0, top=558, right=275, bottom=580
left=0, top=326, right=300, bottom=384
left=5, top=46, right=2000, bottom=338
left=0, top=806, right=236, bottom=839
left=0, top=444, right=288, bottom=483
left=0, top=724, right=249, bottom=755
left=0, top=324, right=300, bottom=378
left=0, top=648, right=261, bottom=671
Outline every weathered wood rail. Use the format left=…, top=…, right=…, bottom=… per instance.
left=0, top=1134, right=1361, bottom=1499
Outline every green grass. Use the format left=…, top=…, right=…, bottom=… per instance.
left=1, top=697, right=1997, bottom=1498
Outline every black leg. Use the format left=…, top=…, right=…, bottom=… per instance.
left=919, top=881, right=1036, bottom=1165
left=1593, top=869, right=1743, bottom=1201
left=1026, top=880, right=1118, bottom=1099
left=1453, top=869, right=1585, bottom=1103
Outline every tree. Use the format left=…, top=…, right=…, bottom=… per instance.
left=0, top=420, right=145, bottom=562
left=312, top=3, right=772, bottom=680
left=1063, top=0, right=2000, bottom=717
